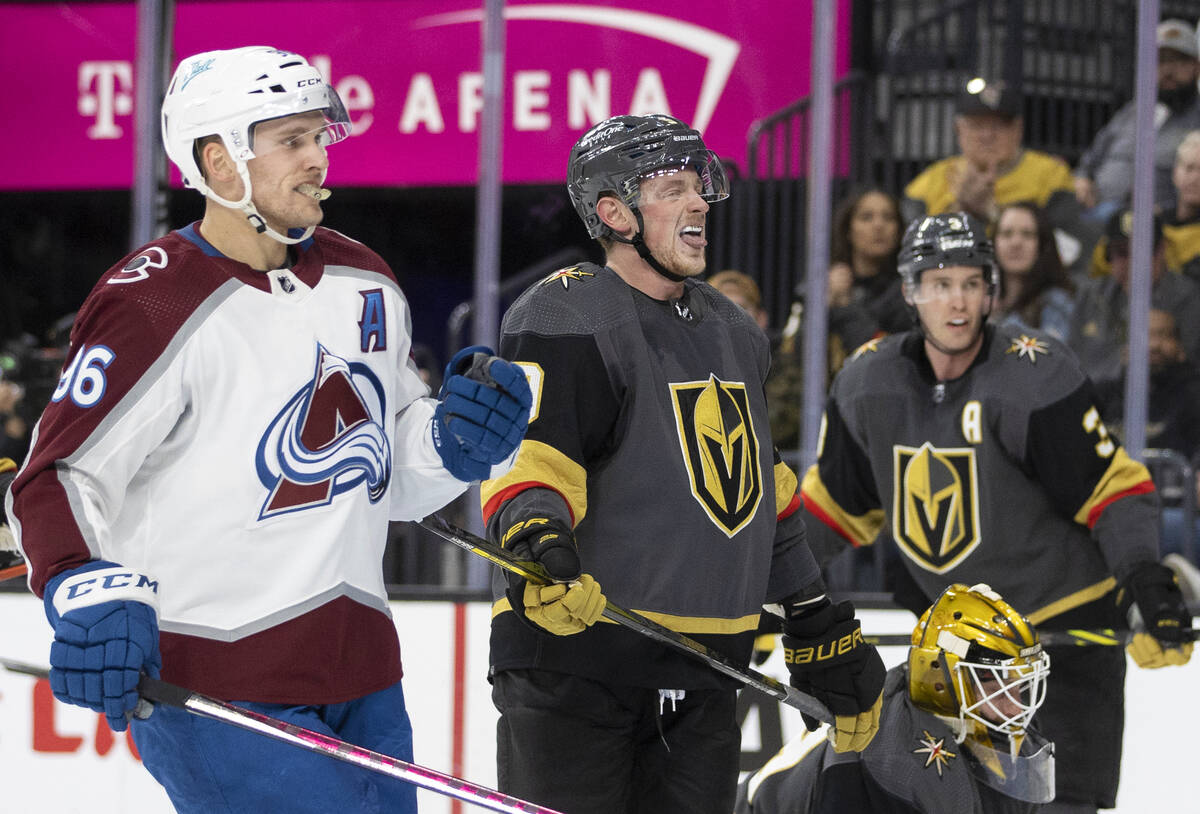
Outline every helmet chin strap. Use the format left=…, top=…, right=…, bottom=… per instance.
left=608, top=209, right=688, bottom=283
left=203, top=161, right=316, bottom=246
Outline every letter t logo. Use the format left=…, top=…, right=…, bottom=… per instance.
left=78, top=61, right=133, bottom=139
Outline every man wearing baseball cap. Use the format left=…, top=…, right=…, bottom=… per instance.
left=903, top=77, right=1094, bottom=272
left=1074, top=19, right=1200, bottom=219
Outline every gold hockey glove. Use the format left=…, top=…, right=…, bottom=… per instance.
left=782, top=598, right=885, bottom=752
left=501, top=516, right=605, bottom=636
left=522, top=574, right=606, bottom=636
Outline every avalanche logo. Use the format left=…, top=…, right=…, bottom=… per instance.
left=255, top=344, right=391, bottom=520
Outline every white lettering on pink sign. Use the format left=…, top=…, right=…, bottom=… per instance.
left=78, top=61, right=133, bottom=140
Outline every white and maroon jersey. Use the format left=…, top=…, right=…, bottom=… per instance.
left=10, top=223, right=471, bottom=703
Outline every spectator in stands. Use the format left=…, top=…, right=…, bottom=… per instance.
left=707, top=269, right=771, bottom=335
left=765, top=189, right=901, bottom=449
left=1164, top=129, right=1200, bottom=283
left=828, top=187, right=909, bottom=335
left=1068, top=207, right=1200, bottom=386
left=903, top=77, right=1094, bottom=274
left=1093, top=308, right=1200, bottom=562
left=990, top=201, right=1075, bottom=341
left=1094, top=308, right=1200, bottom=459
left=1074, top=19, right=1200, bottom=220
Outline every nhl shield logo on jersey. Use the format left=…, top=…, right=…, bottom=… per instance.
left=892, top=442, right=981, bottom=572
left=255, top=343, right=391, bottom=520
left=670, top=374, right=763, bottom=537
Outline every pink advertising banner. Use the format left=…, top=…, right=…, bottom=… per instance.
left=1, top=1, right=850, bottom=190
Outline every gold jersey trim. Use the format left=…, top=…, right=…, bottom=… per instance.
left=774, top=461, right=798, bottom=515
left=800, top=465, right=886, bottom=546
left=1072, top=447, right=1152, bottom=527
left=1026, top=578, right=1117, bottom=625
left=481, top=439, right=588, bottom=524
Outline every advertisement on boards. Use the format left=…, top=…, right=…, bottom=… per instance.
left=0, top=0, right=851, bottom=189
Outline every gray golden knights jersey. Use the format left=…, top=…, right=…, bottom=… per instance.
left=481, top=263, right=821, bottom=689
left=737, top=668, right=1040, bottom=814
left=801, top=323, right=1159, bottom=626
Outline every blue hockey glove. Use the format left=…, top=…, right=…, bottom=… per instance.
left=782, top=598, right=884, bottom=753
left=433, top=345, right=532, bottom=482
left=44, top=561, right=161, bottom=731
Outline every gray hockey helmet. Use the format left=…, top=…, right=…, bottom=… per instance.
left=567, top=114, right=729, bottom=239
left=898, top=211, right=998, bottom=291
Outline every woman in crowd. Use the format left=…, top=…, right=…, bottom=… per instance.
left=991, top=201, right=1075, bottom=340
left=826, top=187, right=909, bottom=336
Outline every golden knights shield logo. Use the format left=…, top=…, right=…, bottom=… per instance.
left=670, top=375, right=763, bottom=537
left=892, top=442, right=981, bottom=572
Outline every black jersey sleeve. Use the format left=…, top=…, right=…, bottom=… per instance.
left=799, top=396, right=887, bottom=548
left=1023, top=379, right=1160, bottom=577
left=480, top=326, right=621, bottom=529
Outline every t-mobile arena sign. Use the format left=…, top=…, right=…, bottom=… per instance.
left=3, top=1, right=849, bottom=189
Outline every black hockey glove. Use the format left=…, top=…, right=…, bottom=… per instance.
left=781, top=598, right=884, bottom=753
left=1116, top=561, right=1194, bottom=668
left=433, top=345, right=531, bottom=482
left=500, top=517, right=604, bottom=636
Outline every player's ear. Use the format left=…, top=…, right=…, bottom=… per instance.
left=199, top=140, right=236, bottom=184
left=596, top=195, right=634, bottom=239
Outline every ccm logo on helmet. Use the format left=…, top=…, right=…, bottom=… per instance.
left=784, top=628, right=865, bottom=664
left=297, top=77, right=322, bottom=87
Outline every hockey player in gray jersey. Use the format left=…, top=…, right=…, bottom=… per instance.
left=737, top=583, right=1054, bottom=814
left=800, top=211, right=1192, bottom=812
left=479, top=114, right=886, bottom=814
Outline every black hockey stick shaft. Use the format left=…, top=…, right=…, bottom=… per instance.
left=418, top=514, right=835, bottom=723
left=0, top=659, right=562, bottom=814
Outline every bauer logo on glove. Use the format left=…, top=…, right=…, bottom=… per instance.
left=783, top=627, right=866, bottom=665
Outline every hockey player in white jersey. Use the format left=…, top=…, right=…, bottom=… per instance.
left=8, top=46, right=530, bottom=813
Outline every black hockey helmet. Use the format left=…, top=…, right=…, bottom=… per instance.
left=567, top=114, right=729, bottom=240
left=898, top=211, right=998, bottom=292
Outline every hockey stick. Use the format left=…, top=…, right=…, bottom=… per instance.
left=417, top=514, right=835, bottom=723
left=865, top=626, right=1198, bottom=648
left=0, top=658, right=562, bottom=814
left=0, top=562, right=26, bottom=582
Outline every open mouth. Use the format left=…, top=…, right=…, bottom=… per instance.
left=679, top=225, right=706, bottom=249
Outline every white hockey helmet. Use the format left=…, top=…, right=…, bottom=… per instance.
left=161, top=46, right=351, bottom=243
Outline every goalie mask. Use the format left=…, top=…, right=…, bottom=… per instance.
left=567, top=114, right=728, bottom=281
left=161, top=46, right=352, bottom=244
left=908, top=583, right=1054, bottom=803
left=909, top=582, right=1048, bottom=740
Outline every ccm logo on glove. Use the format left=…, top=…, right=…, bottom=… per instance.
left=783, top=627, right=865, bottom=664
left=52, top=567, right=160, bottom=615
